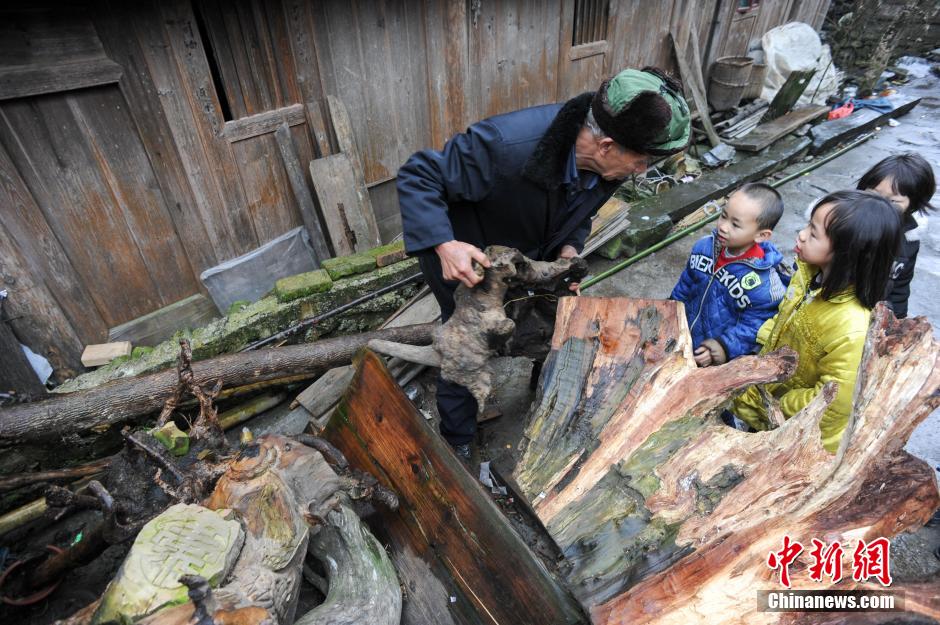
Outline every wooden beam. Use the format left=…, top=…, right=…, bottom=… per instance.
left=222, top=103, right=306, bottom=143
left=322, top=350, right=584, bottom=625
left=763, top=69, right=816, bottom=121
left=670, top=30, right=720, bottom=148
left=108, top=294, right=220, bottom=347
left=309, top=153, right=379, bottom=255
left=81, top=342, right=132, bottom=368
left=274, top=122, right=332, bottom=263
left=728, top=105, right=828, bottom=152
left=0, top=59, right=123, bottom=101
left=325, top=95, right=381, bottom=246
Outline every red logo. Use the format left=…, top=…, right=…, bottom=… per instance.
left=767, top=536, right=892, bottom=587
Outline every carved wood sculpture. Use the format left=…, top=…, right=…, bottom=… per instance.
left=369, top=245, right=588, bottom=414
left=514, top=297, right=940, bottom=624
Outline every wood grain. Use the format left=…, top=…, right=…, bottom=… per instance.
left=323, top=350, right=585, bottom=625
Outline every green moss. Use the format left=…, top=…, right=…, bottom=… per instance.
left=274, top=269, right=333, bottom=303
left=322, top=253, right=376, bottom=280
left=54, top=259, right=420, bottom=393
left=365, top=240, right=407, bottom=266
left=227, top=300, right=251, bottom=315
left=130, top=346, right=154, bottom=360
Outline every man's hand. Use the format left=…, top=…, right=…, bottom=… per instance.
left=694, top=339, right=727, bottom=367
left=558, top=245, right=581, bottom=294
left=435, top=240, right=491, bottom=288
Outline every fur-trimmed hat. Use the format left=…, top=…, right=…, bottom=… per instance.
left=591, top=67, right=691, bottom=156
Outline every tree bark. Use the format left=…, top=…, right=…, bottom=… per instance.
left=0, top=323, right=434, bottom=475
left=514, top=298, right=940, bottom=624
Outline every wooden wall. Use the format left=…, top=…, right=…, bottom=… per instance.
left=0, top=0, right=829, bottom=380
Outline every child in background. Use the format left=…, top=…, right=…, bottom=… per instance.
left=731, top=190, right=902, bottom=453
left=857, top=153, right=935, bottom=318
left=671, top=183, right=788, bottom=367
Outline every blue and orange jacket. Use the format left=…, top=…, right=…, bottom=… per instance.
left=670, top=232, right=788, bottom=359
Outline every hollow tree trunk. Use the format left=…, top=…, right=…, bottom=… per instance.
left=514, top=298, right=940, bottom=624
left=0, top=323, right=434, bottom=476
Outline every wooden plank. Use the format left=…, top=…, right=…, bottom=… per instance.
left=763, top=69, right=816, bottom=121
left=670, top=29, right=721, bottom=148
left=728, top=104, right=828, bottom=152
left=107, top=294, right=220, bottom=347
left=126, top=0, right=246, bottom=264
left=94, top=4, right=219, bottom=277
left=322, top=351, right=584, bottom=625
left=0, top=96, right=157, bottom=329
left=0, top=59, right=123, bottom=101
left=222, top=103, right=305, bottom=142
left=0, top=216, right=85, bottom=380
left=0, top=300, right=48, bottom=397
left=567, top=39, right=608, bottom=61
left=309, top=153, right=380, bottom=255
left=231, top=131, right=302, bottom=244
left=282, top=0, right=333, bottom=157
left=326, top=94, right=380, bottom=245
left=81, top=341, right=132, bottom=368
left=158, top=0, right=257, bottom=256
left=66, top=87, right=199, bottom=306
left=274, top=122, right=331, bottom=263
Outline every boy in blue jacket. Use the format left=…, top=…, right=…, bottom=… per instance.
left=671, top=182, right=788, bottom=366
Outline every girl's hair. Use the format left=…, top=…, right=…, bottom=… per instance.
left=811, top=190, right=901, bottom=308
left=856, top=153, right=936, bottom=216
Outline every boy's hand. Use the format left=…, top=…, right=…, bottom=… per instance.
left=700, top=339, right=727, bottom=365
left=693, top=346, right=713, bottom=367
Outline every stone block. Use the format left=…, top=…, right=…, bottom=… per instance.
left=596, top=236, right=624, bottom=260
left=321, top=253, right=376, bottom=280
left=274, top=269, right=333, bottom=303
left=93, top=504, right=243, bottom=624
left=366, top=240, right=407, bottom=267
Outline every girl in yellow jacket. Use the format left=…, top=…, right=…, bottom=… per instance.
left=731, top=190, right=902, bottom=452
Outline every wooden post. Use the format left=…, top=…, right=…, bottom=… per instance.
left=274, top=122, right=333, bottom=264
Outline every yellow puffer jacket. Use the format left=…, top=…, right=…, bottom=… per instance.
left=732, top=260, right=870, bottom=452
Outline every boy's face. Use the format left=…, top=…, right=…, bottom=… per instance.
left=716, top=191, right=771, bottom=254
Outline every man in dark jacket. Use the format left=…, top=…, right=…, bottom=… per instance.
left=397, top=67, right=691, bottom=457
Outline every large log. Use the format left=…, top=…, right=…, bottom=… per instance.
left=0, top=323, right=434, bottom=475
left=513, top=298, right=940, bottom=624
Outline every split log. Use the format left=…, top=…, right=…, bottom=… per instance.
left=513, top=298, right=940, bottom=624
left=0, top=323, right=434, bottom=476
left=322, top=350, right=584, bottom=625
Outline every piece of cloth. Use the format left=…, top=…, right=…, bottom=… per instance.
left=670, top=232, right=788, bottom=360
left=398, top=93, right=621, bottom=258
left=827, top=101, right=854, bottom=120
left=715, top=241, right=765, bottom=271
left=592, top=67, right=691, bottom=156
left=885, top=211, right=926, bottom=319
left=730, top=260, right=871, bottom=453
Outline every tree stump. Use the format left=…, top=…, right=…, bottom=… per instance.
left=514, top=298, right=940, bottom=624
